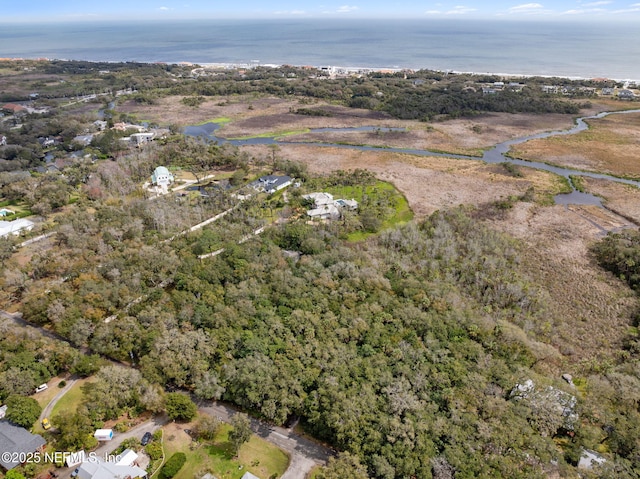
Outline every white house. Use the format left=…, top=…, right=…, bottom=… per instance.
left=130, top=132, right=156, bottom=146
left=0, top=219, right=34, bottom=238
left=304, top=192, right=358, bottom=220
left=307, top=204, right=341, bottom=220
left=115, top=449, right=138, bottom=467
left=251, top=175, right=292, bottom=194
left=335, top=198, right=358, bottom=210
left=303, top=192, right=334, bottom=206
left=77, top=455, right=146, bottom=479
left=151, top=166, right=174, bottom=188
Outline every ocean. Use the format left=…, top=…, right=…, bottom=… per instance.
left=1, top=19, right=639, bottom=80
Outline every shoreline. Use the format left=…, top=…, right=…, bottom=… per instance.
left=2, top=57, right=639, bottom=84
left=185, top=62, right=640, bottom=83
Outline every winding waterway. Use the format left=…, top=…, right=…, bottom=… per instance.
left=184, top=109, right=640, bottom=206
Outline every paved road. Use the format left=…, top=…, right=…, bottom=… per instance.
left=0, top=310, right=64, bottom=343
left=93, top=415, right=169, bottom=459
left=2, top=309, right=333, bottom=478
left=56, top=416, right=168, bottom=479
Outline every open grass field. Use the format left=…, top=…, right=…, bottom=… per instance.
left=162, top=420, right=289, bottom=479
left=32, top=376, right=67, bottom=409
left=509, top=110, right=640, bottom=178
left=49, top=377, right=95, bottom=417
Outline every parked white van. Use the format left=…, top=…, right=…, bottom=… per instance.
left=35, top=384, right=48, bottom=393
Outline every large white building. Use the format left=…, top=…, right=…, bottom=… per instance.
left=0, top=218, right=34, bottom=238
left=77, top=449, right=146, bottom=479
left=303, top=192, right=358, bottom=220
left=151, top=166, right=174, bottom=188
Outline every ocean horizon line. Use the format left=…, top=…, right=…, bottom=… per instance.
left=2, top=20, right=639, bottom=80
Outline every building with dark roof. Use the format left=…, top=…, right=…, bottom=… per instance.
left=250, top=175, right=292, bottom=194
left=0, top=420, right=46, bottom=470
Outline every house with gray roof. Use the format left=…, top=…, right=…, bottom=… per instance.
left=618, top=89, right=635, bottom=99
left=250, top=175, right=292, bottom=194
left=307, top=203, right=341, bottom=220
left=77, top=453, right=147, bottom=479
left=304, top=192, right=358, bottom=220
left=0, top=420, right=46, bottom=470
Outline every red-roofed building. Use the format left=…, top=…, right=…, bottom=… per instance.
left=2, top=103, right=27, bottom=114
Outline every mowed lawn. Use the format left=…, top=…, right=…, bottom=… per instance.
left=50, top=377, right=96, bottom=417
left=323, top=180, right=412, bottom=241
left=162, top=420, right=289, bottom=479
left=32, top=376, right=67, bottom=409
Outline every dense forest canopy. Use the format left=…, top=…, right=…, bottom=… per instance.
left=6, top=197, right=639, bottom=477
left=0, top=60, right=639, bottom=479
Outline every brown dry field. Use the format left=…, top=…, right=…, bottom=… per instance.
left=244, top=143, right=565, bottom=217
left=510, top=108, right=640, bottom=177
left=486, top=202, right=638, bottom=367
left=121, top=95, right=590, bottom=155
left=581, top=177, right=640, bottom=223
left=126, top=94, right=640, bottom=368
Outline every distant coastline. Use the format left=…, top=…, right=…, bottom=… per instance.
left=2, top=19, right=640, bottom=80
left=195, top=62, right=639, bottom=83
left=3, top=56, right=639, bottom=84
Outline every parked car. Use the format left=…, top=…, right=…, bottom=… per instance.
left=41, top=418, right=51, bottom=430
left=141, top=431, right=152, bottom=446
left=35, top=384, right=48, bottom=393
left=71, top=469, right=79, bottom=478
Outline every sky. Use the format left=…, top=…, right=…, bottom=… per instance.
left=3, top=0, right=640, bottom=22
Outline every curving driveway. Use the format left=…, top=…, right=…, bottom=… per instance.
left=39, top=378, right=78, bottom=423
left=197, top=400, right=332, bottom=479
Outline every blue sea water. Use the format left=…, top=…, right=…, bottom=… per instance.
left=1, top=19, right=639, bottom=80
